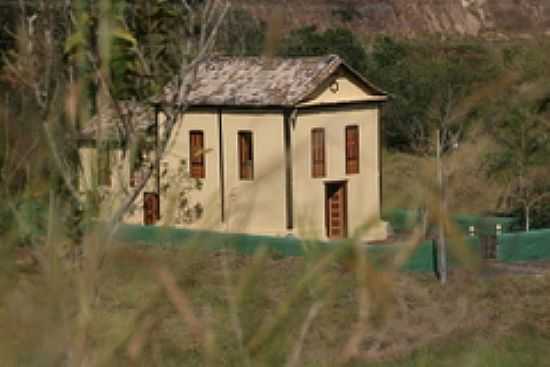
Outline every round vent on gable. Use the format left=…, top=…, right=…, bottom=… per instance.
left=329, top=81, right=339, bottom=93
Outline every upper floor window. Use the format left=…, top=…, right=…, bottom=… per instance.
left=311, top=128, right=325, bottom=178
left=238, top=131, right=254, bottom=180
left=345, top=125, right=359, bottom=174
left=190, top=130, right=205, bottom=178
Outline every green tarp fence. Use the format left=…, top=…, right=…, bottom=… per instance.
left=113, top=224, right=307, bottom=257
left=382, top=208, right=519, bottom=235
left=113, top=224, right=485, bottom=273
left=498, top=229, right=550, bottom=262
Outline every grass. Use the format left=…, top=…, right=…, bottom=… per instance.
left=372, top=331, right=550, bottom=367
left=1, top=240, right=550, bottom=366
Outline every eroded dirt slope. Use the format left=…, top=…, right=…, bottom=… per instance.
left=238, top=0, right=550, bottom=39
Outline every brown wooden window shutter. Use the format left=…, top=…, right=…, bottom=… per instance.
left=311, top=128, right=325, bottom=178
left=190, top=131, right=205, bottom=178
left=238, top=131, right=254, bottom=180
left=345, top=125, right=359, bottom=174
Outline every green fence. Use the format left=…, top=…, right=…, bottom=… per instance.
left=455, top=214, right=519, bottom=235
left=114, top=224, right=307, bottom=257
left=498, top=229, right=550, bottom=262
left=382, top=208, right=519, bottom=235
left=114, top=224, right=490, bottom=273
left=365, top=241, right=436, bottom=272
left=114, top=224, right=494, bottom=273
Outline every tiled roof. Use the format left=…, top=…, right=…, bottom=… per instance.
left=161, top=54, right=386, bottom=107
left=80, top=101, right=155, bottom=141
left=81, top=55, right=386, bottom=140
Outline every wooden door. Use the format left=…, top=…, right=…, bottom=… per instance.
left=143, top=192, right=159, bottom=225
left=325, top=182, right=348, bottom=239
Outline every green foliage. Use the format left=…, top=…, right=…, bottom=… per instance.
left=365, top=37, right=502, bottom=151
left=484, top=102, right=550, bottom=229
left=509, top=204, right=550, bottom=231
left=216, top=7, right=266, bottom=56
left=278, top=26, right=367, bottom=72
left=63, top=1, right=142, bottom=101
left=123, top=0, right=200, bottom=98
left=486, top=105, right=550, bottom=176
left=501, top=40, right=550, bottom=82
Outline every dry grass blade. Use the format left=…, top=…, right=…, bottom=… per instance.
left=153, top=266, right=205, bottom=342
left=286, top=301, right=323, bottom=367
left=126, top=315, right=156, bottom=362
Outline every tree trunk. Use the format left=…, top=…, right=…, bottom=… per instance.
left=436, top=128, right=448, bottom=284
left=525, top=205, right=530, bottom=232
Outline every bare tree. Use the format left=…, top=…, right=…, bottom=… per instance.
left=488, top=104, right=550, bottom=232
left=4, top=0, right=230, bottom=231
left=410, top=69, right=520, bottom=283
left=106, top=0, right=230, bottom=230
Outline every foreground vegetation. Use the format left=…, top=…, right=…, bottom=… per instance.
left=2, top=1, right=550, bottom=365
left=1, top=242, right=549, bottom=366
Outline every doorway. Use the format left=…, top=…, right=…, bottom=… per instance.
left=325, top=181, right=348, bottom=239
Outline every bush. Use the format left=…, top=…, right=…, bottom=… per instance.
left=278, top=26, right=368, bottom=72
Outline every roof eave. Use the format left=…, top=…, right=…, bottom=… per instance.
left=296, top=98, right=388, bottom=110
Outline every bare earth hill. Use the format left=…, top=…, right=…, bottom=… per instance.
left=237, top=0, right=550, bottom=39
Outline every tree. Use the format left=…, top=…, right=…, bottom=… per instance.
left=123, top=0, right=207, bottom=98
left=364, top=37, right=502, bottom=152
left=424, top=84, right=468, bottom=284
left=216, top=7, right=266, bottom=56
left=278, top=26, right=367, bottom=72
left=409, top=50, right=509, bottom=283
left=487, top=104, right=550, bottom=231
left=1, top=1, right=230, bottom=363
left=1, top=0, right=230, bottom=235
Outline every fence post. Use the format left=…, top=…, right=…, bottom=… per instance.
left=495, top=224, right=502, bottom=260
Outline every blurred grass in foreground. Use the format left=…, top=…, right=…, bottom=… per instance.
left=1, top=241, right=549, bottom=366
left=371, top=330, right=550, bottom=367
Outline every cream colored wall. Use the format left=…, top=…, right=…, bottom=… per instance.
left=160, top=111, right=222, bottom=229
left=222, top=111, right=287, bottom=235
left=79, top=147, right=96, bottom=193
left=155, top=109, right=287, bottom=235
left=78, top=110, right=286, bottom=234
left=299, top=72, right=386, bottom=107
left=78, top=145, right=137, bottom=221
left=291, top=105, right=387, bottom=241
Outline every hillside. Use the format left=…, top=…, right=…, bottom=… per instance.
left=237, top=0, right=550, bottom=39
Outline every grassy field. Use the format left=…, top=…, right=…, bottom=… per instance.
left=1, top=240, right=550, bottom=367
left=375, top=334, right=550, bottom=367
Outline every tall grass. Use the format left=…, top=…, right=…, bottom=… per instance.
left=1, top=1, right=550, bottom=366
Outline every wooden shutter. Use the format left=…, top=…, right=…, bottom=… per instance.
left=345, top=125, right=359, bottom=174
left=238, top=131, right=253, bottom=180
left=190, top=131, right=205, bottom=178
left=311, top=128, right=325, bottom=178
left=143, top=192, right=160, bottom=225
